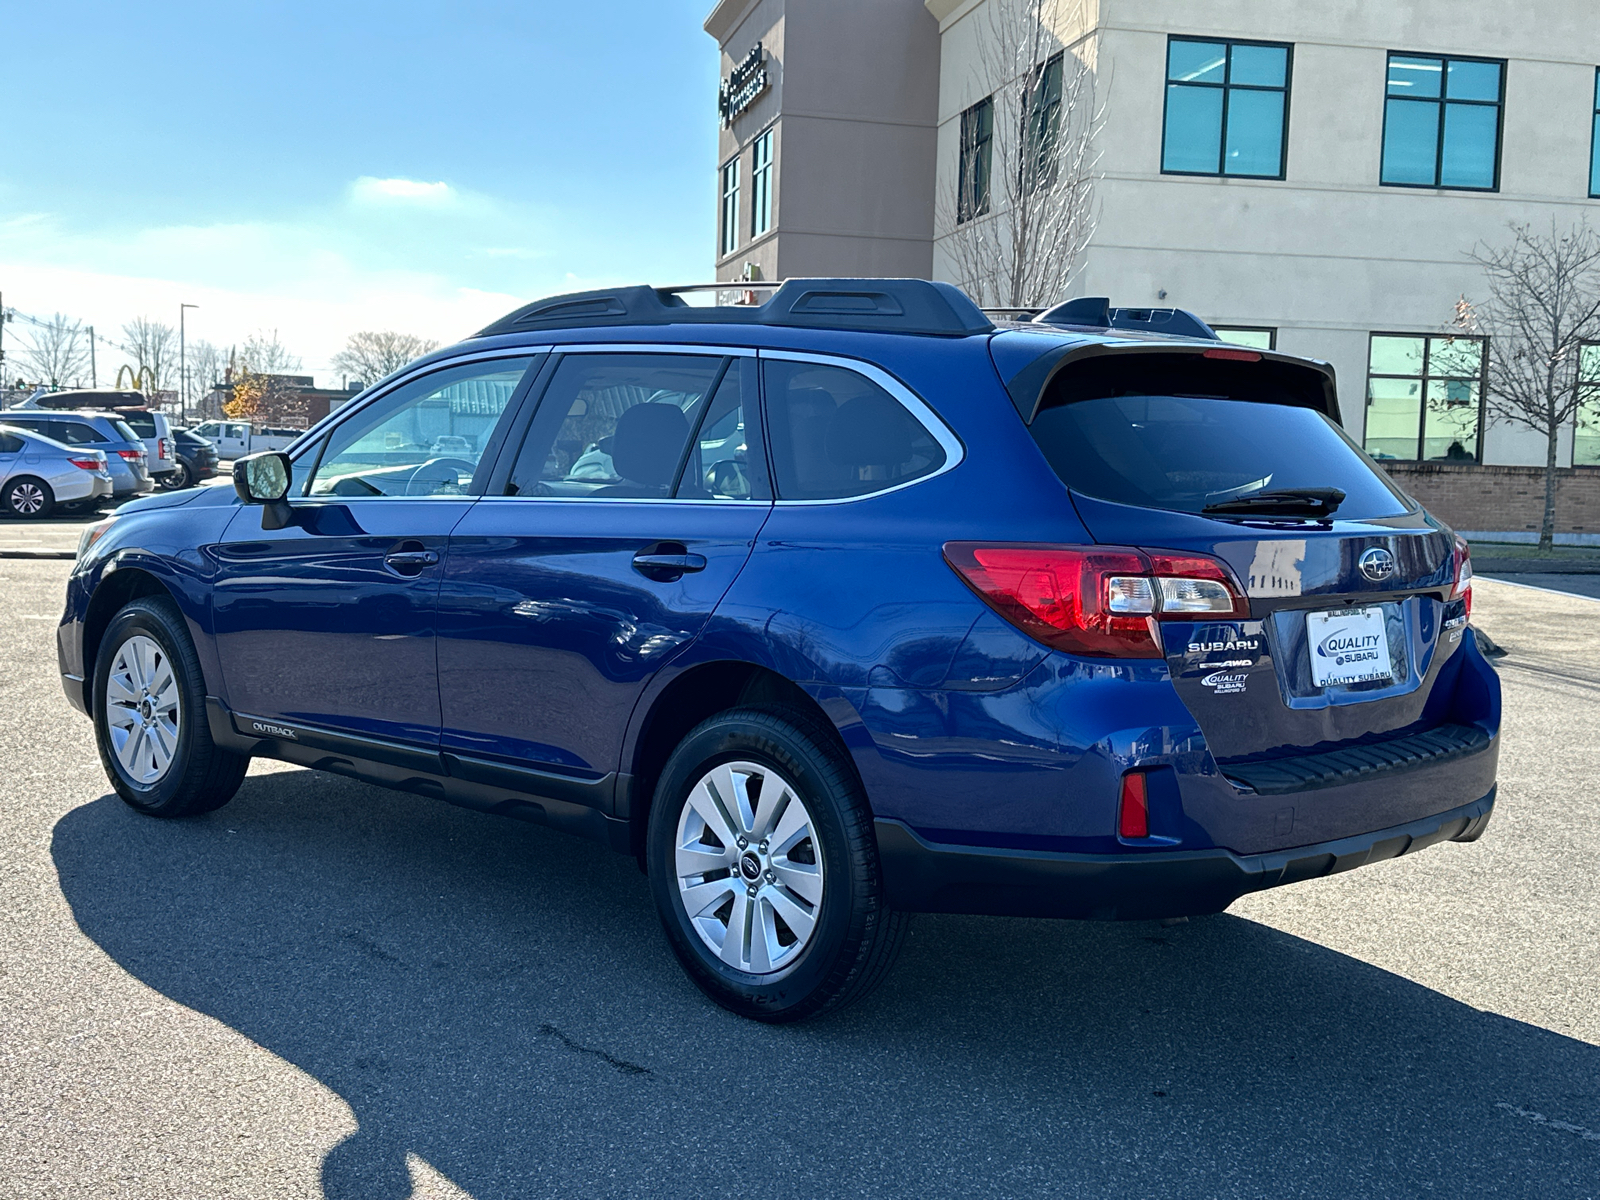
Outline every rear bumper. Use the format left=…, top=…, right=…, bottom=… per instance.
left=876, top=786, right=1495, bottom=920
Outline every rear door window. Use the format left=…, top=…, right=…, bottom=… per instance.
left=761, top=359, right=947, bottom=500
left=505, top=353, right=757, bottom=500
left=1029, top=394, right=1410, bottom=520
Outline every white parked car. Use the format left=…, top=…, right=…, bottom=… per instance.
left=0, top=423, right=113, bottom=518
left=187, top=421, right=302, bottom=459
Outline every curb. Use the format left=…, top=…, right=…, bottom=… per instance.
left=1470, top=558, right=1600, bottom=575
left=0, top=549, right=75, bottom=560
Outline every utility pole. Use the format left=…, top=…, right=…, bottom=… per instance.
left=89, top=326, right=97, bottom=387
left=180, top=302, right=198, bottom=419
left=0, top=291, right=6, bottom=396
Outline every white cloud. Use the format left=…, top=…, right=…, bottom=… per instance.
left=349, top=176, right=457, bottom=206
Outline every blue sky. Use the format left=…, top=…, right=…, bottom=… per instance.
left=1, top=1, right=718, bottom=384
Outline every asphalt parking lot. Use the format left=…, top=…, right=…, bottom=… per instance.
left=0, top=560, right=1595, bottom=1199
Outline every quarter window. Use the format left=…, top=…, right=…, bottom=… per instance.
left=1162, top=38, right=1291, bottom=178
left=762, top=360, right=946, bottom=500
left=507, top=354, right=758, bottom=501
left=1364, top=334, right=1486, bottom=463
left=958, top=97, right=994, bottom=222
left=306, top=357, right=535, bottom=498
left=1381, top=53, right=1504, bottom=190
left=720, top=157, right=741, bottom=257
left=751, top=128, right=774, bottom=237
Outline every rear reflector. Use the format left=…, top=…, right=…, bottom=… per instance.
left=1119, top=772, right=1150, bottom=839
left=1203, top=347, right=1262, bottom=362
left=944, top=543, right=1249, bottom=659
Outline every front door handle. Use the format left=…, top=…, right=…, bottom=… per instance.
left=385, top=547, right=440, bottom=575
left=632, top=543, right=707, bottom=582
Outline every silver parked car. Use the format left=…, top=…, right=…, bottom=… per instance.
left=0, top=410, right=152, bottom=503
left=0, top=423, right=113, bottom=518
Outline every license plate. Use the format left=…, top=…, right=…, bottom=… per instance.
left=1306, top=605, right=1394, bottom=687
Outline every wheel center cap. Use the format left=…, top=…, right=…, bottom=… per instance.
left=140, top=699, right=153, bottom=721
left=739, top=853, right=762, bottom=882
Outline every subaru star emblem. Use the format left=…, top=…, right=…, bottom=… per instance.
left=1358, top=547, right=1396, bottom=582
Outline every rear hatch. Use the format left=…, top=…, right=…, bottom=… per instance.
left=1015, top=339, right=1476, bottom=770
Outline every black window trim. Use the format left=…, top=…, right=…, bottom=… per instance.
left=757, top=348, right=966, bottom=506
left=1160, top=35, right=1294, bottom=182
left=1364, top=330, right=1490, bottom=463
left=1379, top=50, right=1507, bottom=193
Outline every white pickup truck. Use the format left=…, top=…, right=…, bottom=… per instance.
left=187, top=421, right=303, bottom=460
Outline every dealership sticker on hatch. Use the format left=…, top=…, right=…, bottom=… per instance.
left=1306, top=605, right=1394, bottom=688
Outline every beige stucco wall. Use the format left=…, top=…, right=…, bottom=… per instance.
left=927, top=0, right=1600, bottom=464
left=707, top=0, right=942, bottom=281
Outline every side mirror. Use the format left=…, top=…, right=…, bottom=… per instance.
left=233, top=451, right=294, bottom=529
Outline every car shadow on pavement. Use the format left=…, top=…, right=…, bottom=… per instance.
left=52, top=772, right=1600, bottom=1200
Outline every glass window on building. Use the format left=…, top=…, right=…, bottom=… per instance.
left=1024, top=52, right=1064, bottom=192
left=958, top=96, right=994, bottom=222
left=751, top=128, right=774, bottom=238
left=1576, top=343, right=1600, bottom=466
left=1381, top=54, right=1504, bottom=190
left=1590, top=69, right=1600, bottom=199
left=1210, top=326, right=1276, bottom=350
left=719, top=157, right=740, bottom=257
left=1364, top=334, right=1486, bottom=463
left=1162, top=38, right=1291, bottom=178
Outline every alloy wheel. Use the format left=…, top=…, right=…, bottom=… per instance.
left=104, top=635, right=182, bottom=784
left=674, top=760, right=825, bottom=974
left=9, top=482, right=45, bottom=515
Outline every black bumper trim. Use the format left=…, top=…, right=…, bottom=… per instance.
left=1219, top=722, right=1493, bottom=796
left=875, top=787, right=1495, bottom=920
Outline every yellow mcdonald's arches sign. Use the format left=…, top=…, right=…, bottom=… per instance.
left=114, top=365, right=156, bottom=391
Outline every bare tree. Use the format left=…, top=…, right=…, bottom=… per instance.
left=331, top=330, right=440, bottom=385
left=1457, top=220, right=1600, bottom=551
left=18, top=314, right=91, bottom=390
left=185, top=339, right=226, bottom=402
left=935, top=0, right=1102, bottom=309
left=238, top=330, right=302, bottom=376
left=121, top=317, right=178, bottom=396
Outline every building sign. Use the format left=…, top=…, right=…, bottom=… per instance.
left=719, top=42, right=769, bottom=128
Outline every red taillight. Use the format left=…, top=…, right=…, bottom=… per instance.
left=69, top=457, right=101, bottom=471
left=116, top=449, right=142, bottom=461
left=1451, top=535, right=1473, bottom=619
left=944, top=543, right=1249, bottom=659
left=159, top=438, right=170, bottom=460
left=1203, top=347, right=1261, bottom=362
left=1119, top=772, right=1150, bottom=839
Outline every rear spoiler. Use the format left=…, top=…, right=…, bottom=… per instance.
left=996, top=338, right=1342, bottom=426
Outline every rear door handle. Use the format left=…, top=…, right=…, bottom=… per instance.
left=632, top=544, right=707, bottom=582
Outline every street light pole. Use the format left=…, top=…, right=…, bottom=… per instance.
left=179, top=303, right=198, bottom=419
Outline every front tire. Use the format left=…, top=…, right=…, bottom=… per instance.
left=93, top=597, right=249, bottom=817
left=4, top=476, right=53, bottom=519
left=647, top=707, right=907, bottom=1022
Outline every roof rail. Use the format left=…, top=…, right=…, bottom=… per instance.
left=474, top=278, right=994, bottom=339
left=1034, top=297, right=1219, bottom=341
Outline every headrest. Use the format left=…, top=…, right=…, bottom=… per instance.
left=611, top=402, right=690, bottom=486
left=825, top=394, right=914, bottom=468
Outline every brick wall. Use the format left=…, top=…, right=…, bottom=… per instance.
left=1383, top=462, right=1600, bottom=534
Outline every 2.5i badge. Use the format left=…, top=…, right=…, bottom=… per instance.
left=1305, top=605, right=1395, bottom=687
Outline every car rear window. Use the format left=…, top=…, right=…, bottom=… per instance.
left=120, top=413, right=157, bottom=435
left=1029, top=394, right=1410, bottom=520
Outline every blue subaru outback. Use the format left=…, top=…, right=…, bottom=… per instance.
left=59, top=280, right=1499, bottom=1022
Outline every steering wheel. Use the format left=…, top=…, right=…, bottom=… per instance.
left=404, top=456, right=479, bottom=496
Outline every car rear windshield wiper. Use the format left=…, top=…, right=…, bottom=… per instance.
left=1202, top=486, right=1346, bottom=517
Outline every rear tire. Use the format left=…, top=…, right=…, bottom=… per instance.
left=157, top=462, right=192, bottom=491
left=93, top=597, right=249, bottom=817
left=4, top=477, right=54, bottom=519
left=647, top=706, right=908, bottom=1023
